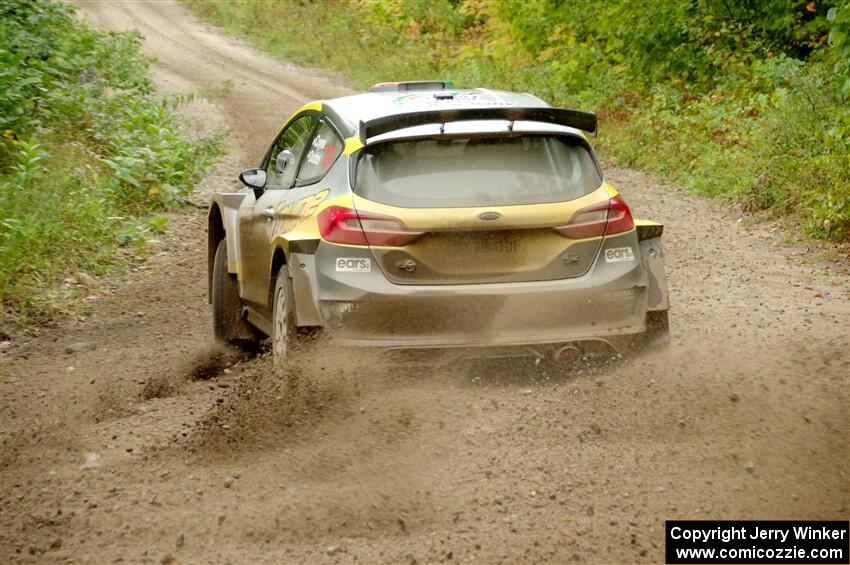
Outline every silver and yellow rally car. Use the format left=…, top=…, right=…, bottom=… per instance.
left=208, top=81, right=669, bottom=364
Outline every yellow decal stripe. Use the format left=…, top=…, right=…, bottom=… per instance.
left=281, top=101, right=323, bottom=128
left=350, top=184, right=612, bottom=231
left=634, top=219, right=661, bottom=226
left=343, top=136, right=364, bottom=155
left=300, top=101, right=322, bottom=113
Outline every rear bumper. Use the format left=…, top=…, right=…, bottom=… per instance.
left=292, top=231, right=651, bottom=348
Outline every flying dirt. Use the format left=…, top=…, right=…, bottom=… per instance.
left=0, top=2, right=847, bottom=564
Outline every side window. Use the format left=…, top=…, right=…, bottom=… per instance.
left=265, top=114, right=317, bottom=188
left=297, top=121, right=343, bottom=186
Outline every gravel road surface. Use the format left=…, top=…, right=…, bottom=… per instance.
left=1, top=2, right=847, bottom=563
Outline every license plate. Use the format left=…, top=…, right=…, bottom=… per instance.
left=457, top=233, right=521, bottom=255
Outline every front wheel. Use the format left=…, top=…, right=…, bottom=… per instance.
left=272, top=268, right=296, bottom=365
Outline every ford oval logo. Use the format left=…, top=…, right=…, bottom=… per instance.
left=478, top=211, right=502, bottom=222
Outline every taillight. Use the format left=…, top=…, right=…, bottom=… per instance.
left=554, top=201, right=609, bottom=239
left=604, top=195, right=635, bottom=236
left=317, top=205, right=424, bottom=247
left=553, top=195, right=634, bottom=239
left=317, top=206, right=368, bottom=245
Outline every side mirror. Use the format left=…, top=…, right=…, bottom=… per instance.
left=275, top=149, right=295, bottom=174
left=239, top=168, right=267, bottom=189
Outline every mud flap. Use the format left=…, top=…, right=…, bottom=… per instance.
left=634, top=231, right=670, bottom=352
left=638, top=236, right=668, bottom=312
left=289, top=253, right=323, bottom=327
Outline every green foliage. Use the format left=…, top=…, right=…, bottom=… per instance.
left=826, top=4, right=850, bottom=94
left=0, top=0, right=223, bottom=334
left=491, top=0, right=849, bottom=240
left=187, top=0, right=849, bottom=242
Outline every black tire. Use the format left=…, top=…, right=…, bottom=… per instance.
left=639, top=310, right=670, bottom=350
left=272, top=267, right=296, bottom=365
left=212, top=239, right=255, bottom=345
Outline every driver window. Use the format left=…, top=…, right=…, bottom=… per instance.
left=265, top=114, right=317, bottom=189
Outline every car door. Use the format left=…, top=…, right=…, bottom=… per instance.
left=239, top=113, right=318, bottom=307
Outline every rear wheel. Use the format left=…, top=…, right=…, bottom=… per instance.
left=639, top=310, right=670, bottom=350
left=272, top=268, right=296, bottom=365
left=212, top=239, right=256, bottom=346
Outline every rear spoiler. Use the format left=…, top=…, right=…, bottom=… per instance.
left=358, top=107, right=597, bottom=145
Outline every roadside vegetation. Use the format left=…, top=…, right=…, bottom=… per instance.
left=187, top=0, right=849, bottom=242
left=0, top=0, right=223, bottom=335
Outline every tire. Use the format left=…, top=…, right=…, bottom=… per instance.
left=639, top=310, right=670, bottom=350
left=212, top=239, right=255, bottom=346
left=272, top=267, right=296, bottom=366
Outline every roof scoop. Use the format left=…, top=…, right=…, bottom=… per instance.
left=369, top=80, right=455, bottom=92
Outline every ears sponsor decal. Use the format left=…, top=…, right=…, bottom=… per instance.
left=335, top=257, right=371, bottom=273
left=604, top=247, right=635, bottom=263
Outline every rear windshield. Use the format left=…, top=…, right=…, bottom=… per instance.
left=354, top=135, right=602, bottom=208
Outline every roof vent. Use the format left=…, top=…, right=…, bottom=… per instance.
left=369, top=80, right=455, bottom=93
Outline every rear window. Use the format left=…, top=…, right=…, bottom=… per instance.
left=354, top=135, right=602, bottom=208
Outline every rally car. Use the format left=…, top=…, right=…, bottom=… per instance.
left=207, top=81, right=669, bottom=365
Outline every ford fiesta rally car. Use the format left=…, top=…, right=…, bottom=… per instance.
left=207, top=81, right=670, bottom=365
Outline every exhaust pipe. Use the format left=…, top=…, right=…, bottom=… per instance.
left=552, top=343, right=581, bottom=365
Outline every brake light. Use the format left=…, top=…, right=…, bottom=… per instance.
left=554, top=195, right=634, bottom=239
left=317, top=206, right=424, bottom=247
left=604, top=195, right=635, bottom=236
left=317, top=206, right=367, bottom=245
left=554, top=201, right=609, bottom=239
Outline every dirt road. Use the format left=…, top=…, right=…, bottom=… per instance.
left=1, top=2, right=848, bottom=563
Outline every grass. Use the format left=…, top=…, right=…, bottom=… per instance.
left=0, top=0, right=224, bottom=336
